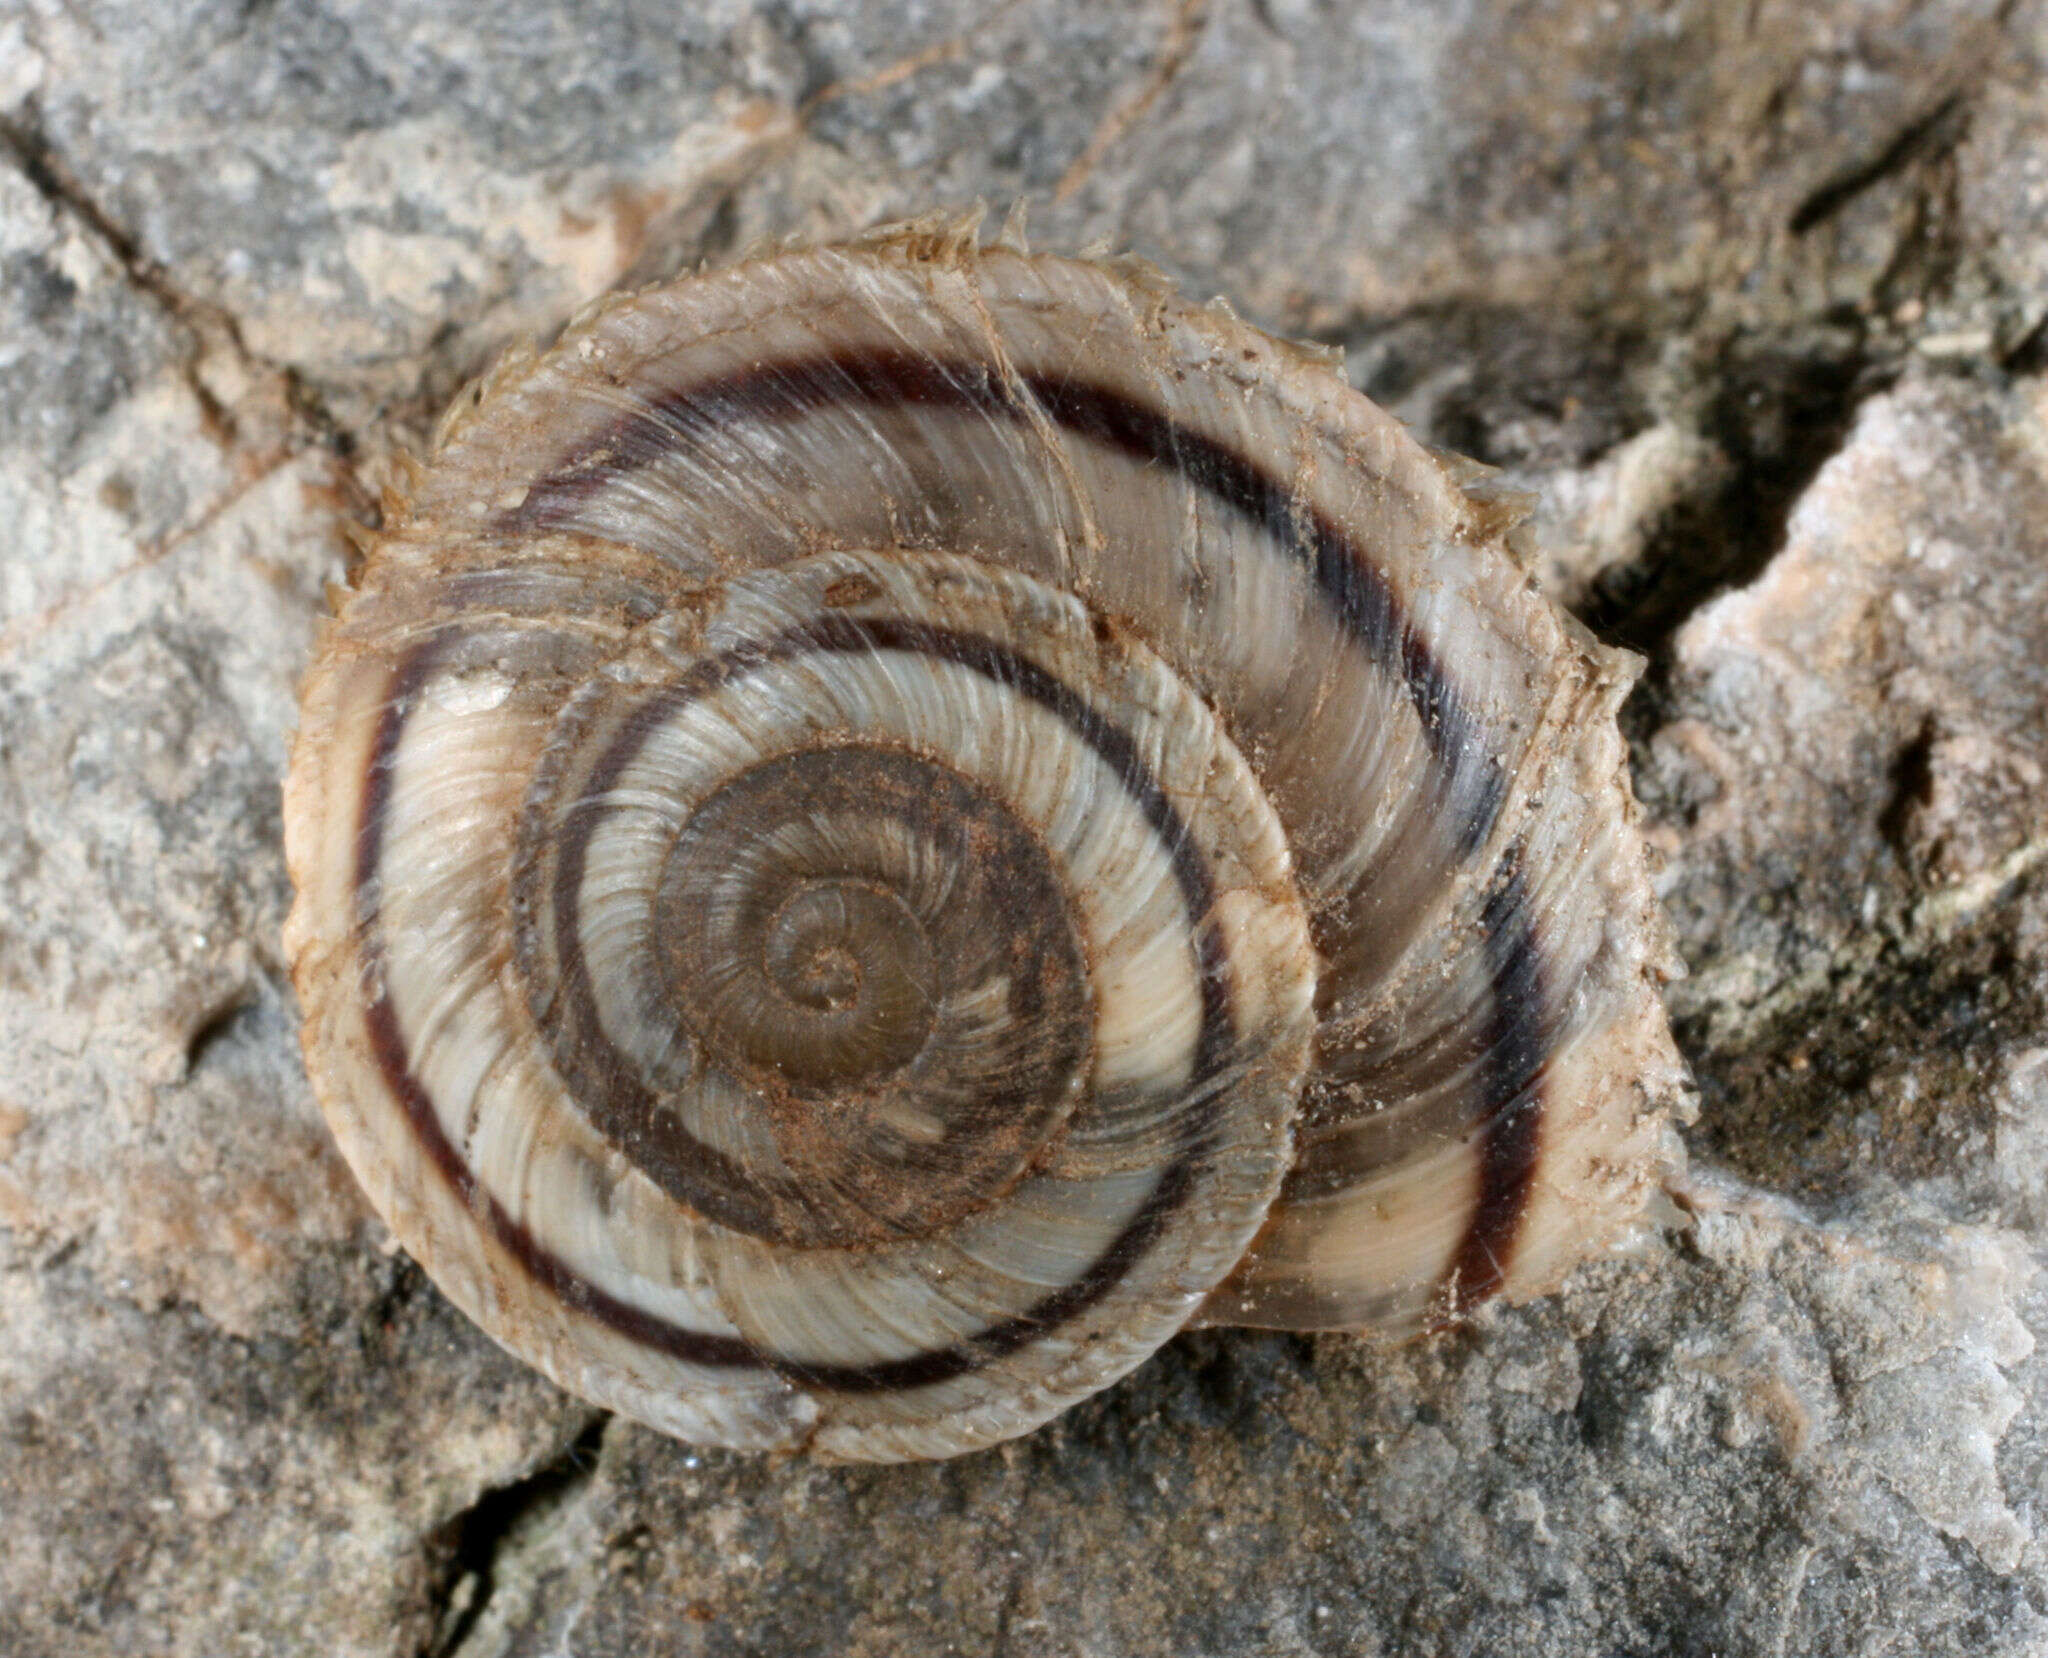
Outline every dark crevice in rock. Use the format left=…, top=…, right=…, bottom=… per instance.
left=182, top=994, right=256, bottom=1078
left=420, top=1411, right=612, bottom=1658
left=1318, top=297, right=1909, bottom=662
left=2005, top=314, right=2048, bottom=377
left=1878, top=721, right=1942, bottom=871
left=1789, top=93, right=1971, bottom=237
left=1582, top=334, right=1885, bottom=656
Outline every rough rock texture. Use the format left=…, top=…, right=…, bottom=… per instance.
left=4, top=1, right=2048, bottom=1654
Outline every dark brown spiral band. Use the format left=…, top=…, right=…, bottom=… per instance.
left=354, top=617, right=1240, bottom=1393
left=491, top=347, right=1548, bottom=1309
left=1444, top=861, right=1547, bottom=1309
left=499, top=353, right=1508, bottom=856
left=355, top=635, right=760, bottom=1370
left=518, top=612, right=1235, bottom=1254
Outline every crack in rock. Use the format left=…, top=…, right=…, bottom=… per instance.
left=0, top=107, right=349, bottom=463
left=422, top=1412, right=613, bottom=1658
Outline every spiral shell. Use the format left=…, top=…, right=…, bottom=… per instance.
left=284, top=219, right=1686, bottom=1461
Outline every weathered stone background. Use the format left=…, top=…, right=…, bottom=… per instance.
left=4, top=1, right=2048, bottom=1652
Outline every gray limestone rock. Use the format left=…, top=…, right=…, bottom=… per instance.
left=4, top=2, right=2048, bottom=1654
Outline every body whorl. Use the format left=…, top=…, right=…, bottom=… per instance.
left=284, top=222, right=1686, bottom=1461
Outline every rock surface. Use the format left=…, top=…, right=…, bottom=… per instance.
left=4, top=2, right=2048, bottom=1654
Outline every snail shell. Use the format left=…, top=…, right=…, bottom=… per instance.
left=284, top=219, right=1686, bottom=1462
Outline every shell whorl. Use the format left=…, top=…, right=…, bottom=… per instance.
left=284, top=228, right=1685, bottom=1461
